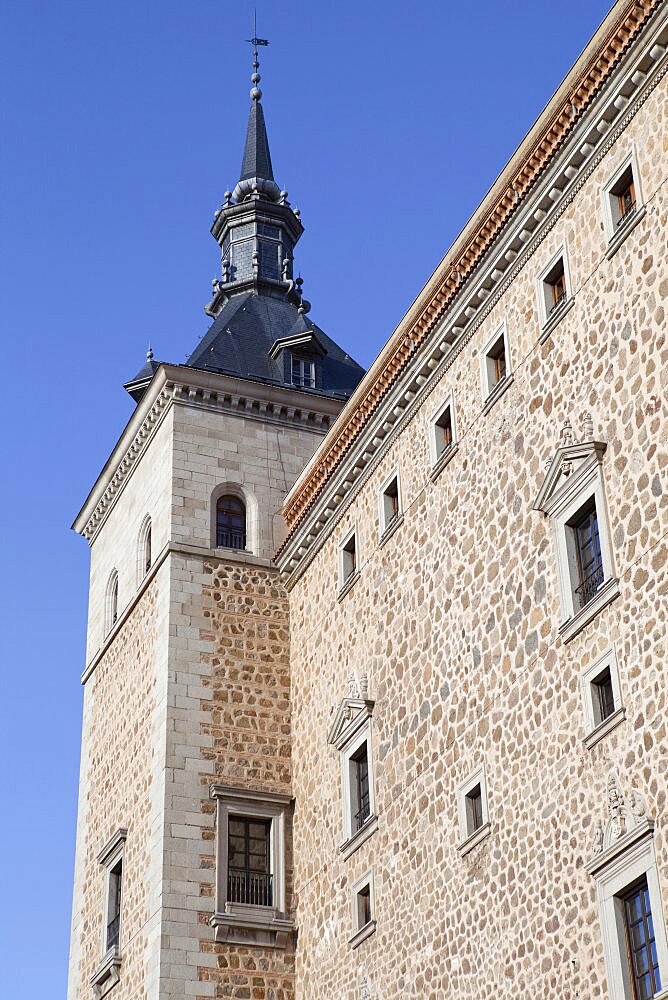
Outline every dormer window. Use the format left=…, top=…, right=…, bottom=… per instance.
left=291, top=356, right=316, bottom=389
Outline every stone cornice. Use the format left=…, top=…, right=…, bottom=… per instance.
left=73, top=363, right=342, bottom=545
left=280, top=0, right=665, bottom=540
left=275, top=2, right=667, bottom=584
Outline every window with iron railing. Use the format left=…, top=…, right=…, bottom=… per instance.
left=573, top=502, right=604, bottom=609
left=227, top=817, right=273, bottom=907
left=351, top=743, right=371, bottom=833
left=106, top=858, right=122, bottom=951
left=216, top=495, right=247, bottom=550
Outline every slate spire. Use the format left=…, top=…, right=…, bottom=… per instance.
left=239, top=96, right=274, bottom=184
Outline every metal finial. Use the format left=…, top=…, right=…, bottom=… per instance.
left=147, top=343, right=154, bottom=361
left=246, top=9, right=269, bottom=101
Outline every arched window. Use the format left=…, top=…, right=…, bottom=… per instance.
left=137, top=515, right=152, bottom=584
left=216, top=495, right=246, bottom=550
left=105, top=570, right=119, bottom=636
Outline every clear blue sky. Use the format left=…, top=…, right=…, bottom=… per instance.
left=0, top=1, right=613, bottom=994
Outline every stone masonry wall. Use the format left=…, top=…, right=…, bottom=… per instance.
left=286, top=74, right=667, bottom=998
left=68, top=567, right=169, bottom=1000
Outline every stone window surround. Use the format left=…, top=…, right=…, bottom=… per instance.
left=377, top=467, right=403, bottom=541
left=535, top=241, right=575, bottom=343
left=335, top=706, right=378, bottom=861
left=580, top=646, right=626, bottom=750
left=209, top=785, right=294, bottom=949
left=338, top=523, right=360, bottom=598
left=546, top=447, right=620, bottom=644
left=585, top=820, right=668, bottom=1000
left=600, top=144, right=647, bottom=259
left=90, top=828, right=127, bottom=999
left=427, top=389, right=459, bottom=480
left=349, top=868, right=377, bottom=949
left=456, top=764, right=491, bottom=856
left=210, top=481, right=258, bottom=555
left=479, top=319, right=514, bottom=414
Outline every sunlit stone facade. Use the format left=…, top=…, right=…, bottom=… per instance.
left=68, top=3, right=667, bottom=999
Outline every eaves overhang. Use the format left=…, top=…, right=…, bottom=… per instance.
left=275, top=0, right=667, bottom=586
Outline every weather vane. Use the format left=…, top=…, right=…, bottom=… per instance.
left=246, top=9, right=268, bottom=100
left=246, top=9, right=269, bottom=55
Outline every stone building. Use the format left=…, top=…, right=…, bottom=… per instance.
left=68, top=3, right=668, bottom=999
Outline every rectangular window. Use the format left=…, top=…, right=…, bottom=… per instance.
left=537, top=247, right=573, bottom=336
left=465, top=785, right=484, bottom=836
left=601, top=153, right=645, bottom=257
left=435, top=405, right=453, bottom=455
left=621, top=879, right=662, bottom=1000
left=356, top=883, right=372, bottom=928
left=572, top=499, right=603, bottom=610
left=106, top=858, right=122, bottom=951
left=429, top=395, right=458, bottom=474
left=379, top=473, right=401, bottom=534
left=610, top=165, right=637, bottom=230
left=481, top=322, right=512, bottom=407
left=291, top=356, right=316, bottom=389
left=340, top=530, right=357, bottom=588
left=350, top=743, right=371, bottom=833
left=592, top=668, right=615, bottom=725
left=456, top=764, right=490, bottom=855
left=227, top=817, right=273, bottom=907
left=349, top=869, right=376, bottom=948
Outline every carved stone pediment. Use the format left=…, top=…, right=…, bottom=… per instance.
left=589, top=770, right=650, bottom=862
left=534, top=439, right=607, bottom=516
left=328, top=674, right=374, bottom=749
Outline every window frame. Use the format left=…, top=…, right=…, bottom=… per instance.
left=338, top=525, right=360, bottom=597
left=586, top=821, right=668, bottom=1000
left=600, top=148, right=646, bottom=259
left=536, top=243, right=574, bottom=342
left=290, top=354, right=316, bottom=389
left=428, top=391, right=459, bottom=478
left=340, top=719, right=377, bottom=857
left=210, top=785, right=294, bottom=948
left=480, top=321, right=514, bottom=413
left=535, top=441, right=620, bottom=644
left=456, top=764, right=490, bottom=856
left=349, top=869, right=377, bottom=949
left=378, top=468, right=402, bottom=540
left=104, top=569, right=119, bottom=638
left=210, top=483, right=257, bottom=555
left=580, top=647, right=626, bottom=750
left=136, top=515, right=152, bottom=586
left=91, top=828, right=127, bottom=997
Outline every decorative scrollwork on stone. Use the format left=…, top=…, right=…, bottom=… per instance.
left=589, top=770, right=653, bottom=859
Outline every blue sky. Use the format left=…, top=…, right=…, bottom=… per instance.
left=0, top=1, right=613, bottom=994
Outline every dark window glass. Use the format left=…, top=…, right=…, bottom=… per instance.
left=466, top=785, right=484, bottom=834
left=435, top=407, right=453, bottom=457
left=216, top=495, right=246, bottom=550
left=622, top=879, right=662, bottom=1000
left=342, top=533, right=357, bottom=582
left=106, top=859, right=122, bottom=951
left=351, top=743, right=370, bottom=832
left=382, top=478, right=400, bottom=528
left=592, top=668, right=615, bottom=723
left=573, top=501, right=603, bottom=608
left=488, top=339, right=507, bottom=385
left=227, top=817, right=273, bottom=907
left=144, top=526, right=152, bottom=574
left=357, top=884, right=372, bottom=928
left=291, top=356, right=316, bottom=389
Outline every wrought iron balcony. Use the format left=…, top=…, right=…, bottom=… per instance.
left=575, top=563, right=604, bottom=609
left=353, top=804, right=371, bottom=833
left=216, top=527, right=246, bottom=550
left=549, top=290, right=567, bottom=316
left=228, top=869, right=273, bottom=907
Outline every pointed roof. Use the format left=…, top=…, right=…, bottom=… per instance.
left=185, top=292, right=364, bottom=400
left=239, top=99, right=274, bottom=183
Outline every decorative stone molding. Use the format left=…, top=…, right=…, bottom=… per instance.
left=73, top=364, right=340, bottom=545
left=90, top=947, right=121, bottom=999
left=276, top=8, right=667, bottom=584
left=588, top=771, right=648, bottom=862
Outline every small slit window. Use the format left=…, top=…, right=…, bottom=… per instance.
left=137, top=515, right=152, bottom=584
left=104, top=570, right=119, bottom=637
left=379, top=472, right=401, bottom=535
left=457, top=764, right=490, bottom=855
left=339, top=528, right=358, bottom=590
left=216, top=495, right=247, bottom=551
left=349, top=870, right=376, bottom=948
left=580, top=647, right=625, bottom=749
left=465, top=784, right=484, bottom=836
left=428, top=394, right=457, bottom=472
